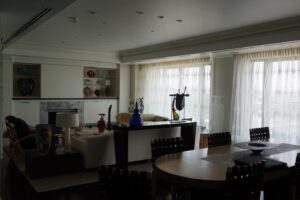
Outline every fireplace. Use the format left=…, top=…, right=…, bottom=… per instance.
left=40, top=101, right=84, bottom=124
left=48, top=109, right=78, bottom=125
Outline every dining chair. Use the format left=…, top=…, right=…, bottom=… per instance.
left=224, top=161, right=265, bottom=200
left=292, top=153, right=300, bottom=200
left=98, top=165, right=152, bottom=200
left=207, top=132, right=231, bottom=148
left=151, top=137, right=184, bottom=161
left=249, top=127, right=270, bottom=141
left=151, top=137, right=185, bottom=200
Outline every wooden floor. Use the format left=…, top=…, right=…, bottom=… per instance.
left=0, top=153, right=155, bottom=200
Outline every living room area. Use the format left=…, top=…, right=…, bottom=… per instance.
left=2, top=0, right=300, bottom=200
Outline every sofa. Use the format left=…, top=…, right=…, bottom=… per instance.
left=71, top=113, right=177, bottom=169
left=115, top=113, right=169, bottom=124
left=71, top=130, right=115, bottom=169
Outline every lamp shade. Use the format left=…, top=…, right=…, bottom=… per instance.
left=56, top=112, right=79, bottom=128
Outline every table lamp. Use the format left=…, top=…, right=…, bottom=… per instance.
left=56, top=112, right=79, bottom=151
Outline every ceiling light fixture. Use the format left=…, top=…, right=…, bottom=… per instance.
left=86, top=10, right=96, bottom=14
left=158, top=16, right=164, bottom=19
left=102, top=22, right=107, bottom=25
left=69, top=16, right=79, bottom=23
left=176, top=19, right=183, bottom=22
left=151, top=30, right=155, bottom=32
left=136, top=11, right=143, bottom=15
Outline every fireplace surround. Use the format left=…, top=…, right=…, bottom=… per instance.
left=40, top=101, right=84, bottom=124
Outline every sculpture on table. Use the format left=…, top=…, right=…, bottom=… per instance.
left=170, top=86, right=189, bottom=121
left=107, top=105, right=112, bottom=131
left=128, top=97, right=144, bottom=114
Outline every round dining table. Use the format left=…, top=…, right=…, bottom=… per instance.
left=154, top=144, right=300, bottom=190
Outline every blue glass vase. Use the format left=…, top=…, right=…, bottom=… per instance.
left=130, top=102, right=143, bottom=127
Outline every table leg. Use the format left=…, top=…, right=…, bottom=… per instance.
left=181, top=123, right=196, bottom=151
left=113, top=130, right=128, bottom=168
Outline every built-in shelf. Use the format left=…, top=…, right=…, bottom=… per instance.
left=13, top=63, right=41, bottom=98
left=83, top=67, right=119, bottom=98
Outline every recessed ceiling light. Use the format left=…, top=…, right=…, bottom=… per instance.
left=151, top=30, right=155, bottom=32
left=102, top=22, right=107, bottom=25
left=136, top=11, right=143, bottom=15
left=176, top=19, right=183, bottom=22
left=68, top=16, right=79, bottom=23
left=86, top=10, right=96, bottom=14
left=158, top=16, right=164, bottom=19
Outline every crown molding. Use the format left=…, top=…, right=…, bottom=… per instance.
left=120, top=16, right=300, bottom=63
left=3, top=42, right=120, bottom=64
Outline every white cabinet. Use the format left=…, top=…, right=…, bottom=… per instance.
left=41, top=65, right=83, bottom=98
left=13, top=101, right=40, bottom=126
left=84, top=99, right=118, bottom=124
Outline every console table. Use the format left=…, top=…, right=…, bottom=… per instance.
left=113, top=121, right=197, bottom=167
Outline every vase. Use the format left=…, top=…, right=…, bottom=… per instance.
left=97, top=113, right=106, bottom=133
left=18, top=78, right=34, bottom=96
left=36, top=124, right=53, bottom=154
left=130, top=102, right=143, bottom=127
left=107, top=105, right=112, bottom=130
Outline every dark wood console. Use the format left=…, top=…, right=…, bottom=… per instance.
left=113, top=121, right=197, bottom=167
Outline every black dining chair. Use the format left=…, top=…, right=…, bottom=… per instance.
left=98, top=165, right=152, bottom=200
left=292, top=153, right=300, bottom=200
left=207, top=132, right=231, bottom=148
left=151, top=137, right=184, bottom=161
left=224, top=161, right=265, bottom=200
left=249, top=127, right=270, bottom=141
left=151, top=137, right=186, bottom=200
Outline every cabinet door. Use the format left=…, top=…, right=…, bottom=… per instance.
left=84, top=99, right=118, bottom=124
left=41, top=65, right=83, bottom=98
left=13, top=101, right=40, bottom=126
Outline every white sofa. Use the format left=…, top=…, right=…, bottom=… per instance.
left=71, top=130, right=116, bottom=169
left=71, top=126, right=181, bottom=169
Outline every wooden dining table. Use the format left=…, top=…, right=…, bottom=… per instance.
left=154, top=143, right=300, bottom=191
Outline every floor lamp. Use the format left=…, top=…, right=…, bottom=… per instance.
left=56, top=112, right=79, bottom=152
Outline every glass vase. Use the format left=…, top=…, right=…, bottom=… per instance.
left=97, top=113, right=106, bottom=133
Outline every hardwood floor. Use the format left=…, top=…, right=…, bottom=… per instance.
left=1, top=154, right=155, bottom=200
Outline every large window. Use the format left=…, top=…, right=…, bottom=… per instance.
left=136, top=58, right=211, bottom=128
left=231, top=49, right=300, bottom=143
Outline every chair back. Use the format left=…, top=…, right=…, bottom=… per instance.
left=207, top=132, right=231, bottom=148
left=98, top=165, right=152, bottom=200
left=151, top=137, right=184, bottom=161
left=249, top=127, right=270, bottom=141
left=293, top=153, right=300, bottom=199
left=225, top=161, right=265, bottom=200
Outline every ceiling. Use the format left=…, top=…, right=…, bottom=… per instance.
left=8, top=0, right=300, bottom=55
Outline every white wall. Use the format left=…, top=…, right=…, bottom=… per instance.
left=119, top=64, right=130, bottom=113
left=212, top=57, right=234, bottom=132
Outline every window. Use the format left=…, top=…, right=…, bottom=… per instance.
left=231, top=49, right=300, bottom=143
left=136, top=58, right=211, bottom=128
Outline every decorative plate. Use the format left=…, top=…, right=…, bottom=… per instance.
left=235, top=141, right=280, bottom=154
left=83, top=87, right=92, bottom=97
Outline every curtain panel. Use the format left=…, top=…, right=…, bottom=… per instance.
left=231, top=48, right=300, bottom=143
left=136, top=58, right=211, bottom=128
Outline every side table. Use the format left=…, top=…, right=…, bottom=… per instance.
left=25, top=149, right=83, bottom=179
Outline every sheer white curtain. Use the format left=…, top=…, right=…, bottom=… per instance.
left=231, top=48, right=300, bottom=143
left=136, top=58, right=211, bottom=128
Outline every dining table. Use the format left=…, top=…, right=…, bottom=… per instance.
left=153, top=141, right=300, bottom=198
